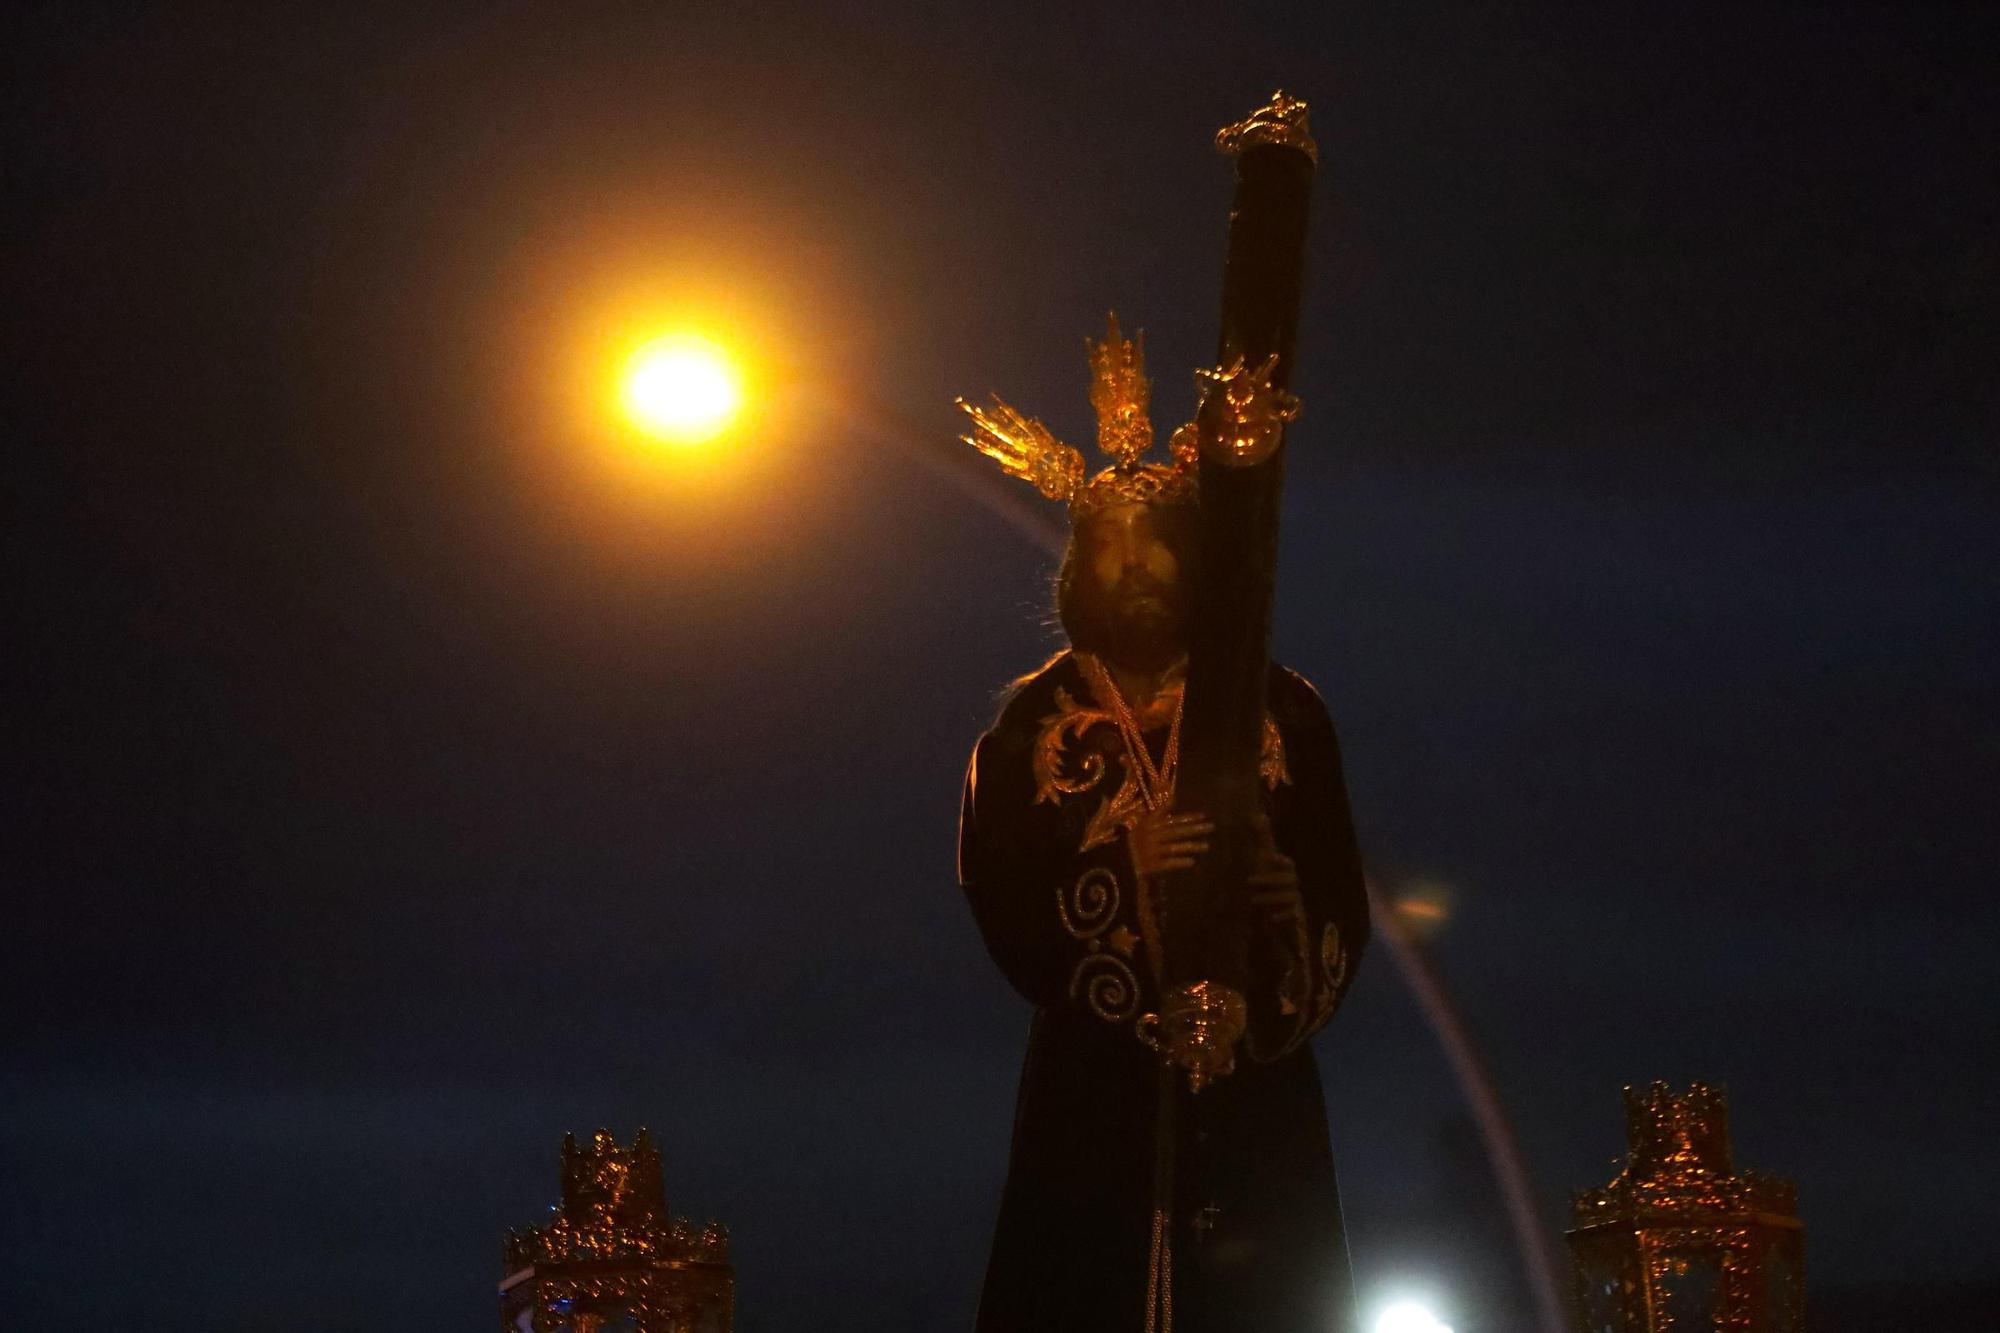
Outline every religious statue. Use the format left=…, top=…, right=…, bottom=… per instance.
left=951, top=86, right=1368, bottom=1333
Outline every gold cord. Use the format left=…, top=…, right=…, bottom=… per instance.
left=1078, top=653, right=1184, bottom=1333
left=1076, top=655, right=1182, bottom=812
left=1144, top=1065, right=1177, bottom=1333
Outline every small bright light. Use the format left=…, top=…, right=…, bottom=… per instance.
left=621, top=335, right=742, bottom=444
left=1373, top=1300, right=1454, bottom=1333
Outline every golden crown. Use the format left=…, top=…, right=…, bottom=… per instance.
left=956, top=313, right=1197, bottom=520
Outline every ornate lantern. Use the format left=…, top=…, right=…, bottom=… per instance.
left=1568, top=1083, right=1803, bottom=1333
left=500, top=1129, right=733, bottom=1333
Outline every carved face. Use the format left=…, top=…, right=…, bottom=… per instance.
left=1059, top=501, right=1194, bottom=672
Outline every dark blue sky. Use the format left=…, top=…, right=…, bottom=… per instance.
left=7, top=4, right=1995, bottom=1330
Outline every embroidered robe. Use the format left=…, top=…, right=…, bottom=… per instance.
left=958, top=650, right=1370, bottom=1333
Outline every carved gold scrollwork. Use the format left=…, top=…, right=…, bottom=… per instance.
left=1214, top=89, right=1318, bottom=164
left=1193, top=352, right=1302, bottom=469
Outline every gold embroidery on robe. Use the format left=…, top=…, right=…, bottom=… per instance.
left=1032, top=671, right=1289, bottom=853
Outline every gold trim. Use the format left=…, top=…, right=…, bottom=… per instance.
left=1031, top=656, right=1287, bottom=855
left=1260, top=714, right=1288, bottom=789
left=1214, top=89, right=1318, bottom=164
left=1159, top=980, right=1249, bottom=1093
left=1032, top=683, right=1144, bottom=852
left=1320, top=923, right=1346, bottom=997
left=1194, top=352, right=1302, bottom=468
left=1056, top=867, right=1120, bottom=939
left=1311, top=921, right=1346, bottom=1033
left=1145, top=1202, right=1175, bottom=1333
left=1069, top=949, right=1142, bottom=1023
left=956, top=313, right=1198, bottom=520
left=1086, top=312, right=1154, bottom=469
left=955, top=395, right=1086, bottom=504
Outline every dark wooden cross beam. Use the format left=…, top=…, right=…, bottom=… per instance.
left=1164, top=93, right=1319, bottom=1035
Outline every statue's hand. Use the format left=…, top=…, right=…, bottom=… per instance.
left=1250, top=859, right=1304, bottom=926
left=1129, top=809, right=1214, bottom=880
left=1248, top=818, right=1303, bottom=927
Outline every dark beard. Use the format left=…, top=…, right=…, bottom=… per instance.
left=1098, top=591, right=1186, bottom=673
left=1056, top=519, right=1200, bottom=672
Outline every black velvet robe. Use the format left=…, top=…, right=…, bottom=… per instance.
left=958, top=650, right=1370, bottom=1333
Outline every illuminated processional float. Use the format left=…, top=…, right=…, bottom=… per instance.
left=501, top=1130, right=733, bottom=1333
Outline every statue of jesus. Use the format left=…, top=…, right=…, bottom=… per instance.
left=955, top=315, right=1370, bottom=1333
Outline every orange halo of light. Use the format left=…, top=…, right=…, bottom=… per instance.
left=481, top=204, right=869, bottom=575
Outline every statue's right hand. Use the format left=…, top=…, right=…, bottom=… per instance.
left=1129, top=809, right=1214, bottom=880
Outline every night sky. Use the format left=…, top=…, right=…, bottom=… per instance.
left=7, top=4, right=1995, bottom=1330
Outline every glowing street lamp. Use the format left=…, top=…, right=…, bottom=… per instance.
left=579, top=301, right=1065, bottom=550
left=619, top=333, right=744, bottom=445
